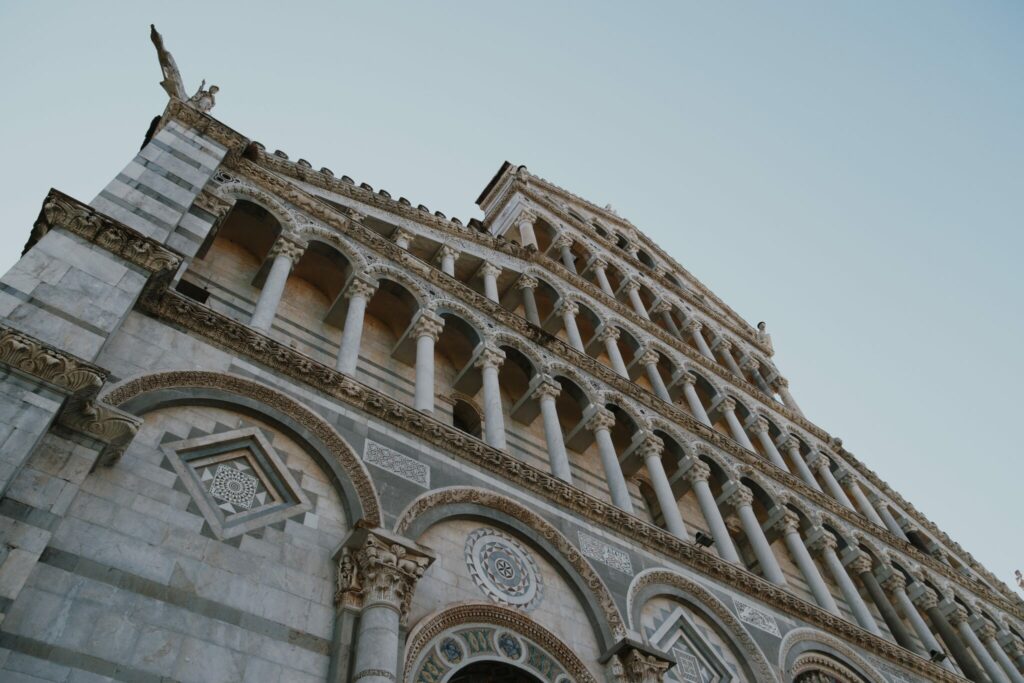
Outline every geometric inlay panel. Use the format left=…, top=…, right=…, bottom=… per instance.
left=363, top=438, right=430, bottom=488
left=465, top=527, right=543, bottom=612
left=646, top=604, right=738, bottom=683
left=162, top=427, right=312, bottom=540
left=578, top=531, right=633, bottom=575
left=732, top=598, right=781, bottom=637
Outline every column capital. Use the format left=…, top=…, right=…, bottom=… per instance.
left=586, top=407, right=616, bottom=433
left=474, top=345, right=506, bottom=371
left=710, top=337, right=732, bottom=354
left=478, top=261, right=502, bottom=279
left=436, top=244, right=459, bottom=261
left=1002, top=636, right=1024, bottom=658
left=713, top=396, right=737, bottom=414
left=268, top=235, right=306, bottom=262
left=943, top=603, right=970, bottom=627
left=805, top=451, right=831, bottom=473
left=411, top=311, right=444, bottom=342
left=637, top=434, right=664, bottom=460
left=774, top=375, right=790, bottom=388
left=806, top=528, right=838, bottom=555
left=597, top=325, right=621, bottom=342
left=517, top=209, right=538, bottom=225
left=516, top=274, right=539, bottom=291
left=680, top=460, right=711, bottom=485
left=908, top=582, right=939, bottom=610
left=833, top=467, right=855, bottom=485
left=611, top=641, right=674, bottom=683
left=972, top=619, right=998, bottom=642
left=637, top=347, right=661, bottom=367
left=677, top=371, right=697, bottom=387
left=739, top=355, right=760, bottom=372
left=392, top=227, right=415, bottom=244
left=745, top=416, right=771, bottom=435
left=648, top=299, right=672, bottom=315
left=590, top=256, right=608, bottom=270
left=554, top=298, right=579, bottom=317
left=766, top=509, right=800, bottom=536
left=776, top=434, right=801, bottom=452
left=551, top=234, right=574, bottom=250
left=345, top=276, right=377, bottom=300
left=348, top=209, right=366, bottom=223
left=622, top=278, right=641, bottom=294
left=531, top=375, right=562, bottom=402
left=682, top=318, right=703, bottom=333
left=335, top=525, right=435, bottom=622
left=721, top=482, right=754, bottom=509
left=879, top=569, right=907, bottom=595
left=846, top=552, right=874, bottom=575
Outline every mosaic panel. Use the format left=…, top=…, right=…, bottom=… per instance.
left=465, top=527, right=543, bottom=611
left=578, top=531, right=633, bottom=575
left=363, top=438, right=430, bottom=488
left=732, top=598, right=781, bottom=637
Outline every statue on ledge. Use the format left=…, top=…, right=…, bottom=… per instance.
left=150, top=24, right=218, bottom=112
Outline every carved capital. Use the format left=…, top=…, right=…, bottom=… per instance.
left=0, top=325, right=105, bottom=395
left=478, top=261, right=501, bottom=279
left=746, top=416, right=770, bottom=435
left=637, top=434, right=664, bottom=460
left=618, top=645, right=673, bottom=683
left=436, top=244, right=459, bottom=262
left=586, top=407, right=616, bottom=433
left=517, top=209, right=537, bottom=225
left=680, top=460, right=711, bottom=485
left=268, top=235, right=306, bottom=263
left=531, top=375, right=561, bottom=402
left=767, top=510, right=800, bottom=536
left=637, top=348, right=660, bottom=367
left=713, top=396, right=736, bottom=414
left=474, top=346, right=506, bottom=371
left=411, top=312, right=444, bottom=342
left=806, top=528, right=838, bottom=555
left=972, top=620, right=997, bottom=642
left=345, top=277, right=377, bottom=301
left=712, top=337, right=732, bottom=353
left=677, top=371, right=697, bottom=387
left=682, top=319, right=702, bottom=334
left=590, top=256, right=608, bottom=270
left=722, top=483, right=754, bottom=509
left=392, top=227, right=415, bottom=245
left=847, top=552, right=874, bottom=575
left=945, top=604, right=970, bottom=627
left=777, top=434, right=801, bottom=453
left=648, top=299, right=672, bottom=315
left=909, top=583, right=939, bottom=610
left=774, top=375, right=790, bottom=388
left=551, top=234, right=574, bottom=250
left=805, top=451, right=831, bottom=473
left=597, top=326, right=621, bottom=343
left=516, top=275, right=539, bottom=291
left=880, top=570, right=907, bottom=595
left=336, top=525, right=434, bottom=623
left=622, top=279, right=641, bottom=294
left=833, top=467, right=855, bottom=485
left=739, top=356, right=760, bottom=372
left=554, top=298, right=579, bottom=317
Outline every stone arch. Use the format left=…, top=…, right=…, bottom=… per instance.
left=292, top=222, right=369, bottom=272
left=214, top=178, right=298, bottom=233
left=491, top=330, right=546, bottom=376
left=779, top=628, right=885, bottom=683
left=362, top=263, right=432, bottom=309
left=102, top=370, right=381, bottom=527
left=393, top=486, right=627, bottom=650
left=626, top=568, right=778, bottom=682
left=545, top=360, right=600, bottom=404
left=404, top=603, right=598, bottom=683
left=433, top=297, right=492, bottom=343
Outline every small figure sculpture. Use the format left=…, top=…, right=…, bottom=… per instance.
left=756, top=321, right=774, bottom=353
left=1017, top=569, right=1023, bottom=590
left=150, top=24, right=219, bottom=112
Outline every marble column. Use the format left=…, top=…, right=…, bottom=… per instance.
left=949, top=606, right=1010, bottom=683
left=1003, top=636, right=1024, bottom=672
left=534, top=377, right=571, bottom=482
left=639, top=435, right=688, bottom=540
left=251, top=236, right=305, bottom=331
left=335, top=277, right=377, bottom=374
left=806, top=453, right=856, bottom=510
left=835, top=470, right=886, bottom=527
left=341, top=528, right=434, bottom=683
left=517, top=275, right=541, bottom=326
left=480, top=262, right=501, bottom=302
left=588, top=408, right=633, bottom=513
left=650, top=300, right=682, bottom=338
left=517, top=210, right=538, bottom=250
left=722, top=483, right=786, bottom=585
left=681, top=460, right=740, bottom=564
left=553, top=235, right=576, bottom=272
left=884, top=573, right=954, bottom=671
left=393, top=227, right=413, bottom=250
left=436, top=244, right=458, bottom=277
left=870, top=494, right=911, bottom=541
left=590, top=257, right=615, bottom=297
left=975, top=620, right=1022, bottom=683
left=746, top=417, right=790, bottom=471
left=678, top=372, right=712, bottom=426
left=638, top=348, right=671, bottom=402
left=475, top=346, right=506, bottom=450
left=684, top=319, right=716, bottom=361
left=714, top=397, right=757, bottom=451
left=769, top=511, right=839, bottom=614
left=988, top=629, right=1024, bottom=683
left=808, top=529, right=881, bottom=635
left=623, top=280, right=650, bottom=319
left=712, top=338, right=744, bottom=377
left=848, top=553, right=916, bottom=648
left=740, top=356, right=772, bottom=395
left=412, top=312, right=444, bottom=413
left=598, top=326, right=629, bottom=377
left=774, top=376, right=804, bottom=416
left=778, top=436, right=822, bottom=491
left=556, top=299, right=585, bottom=353
left=913, top=585, right=987, bottom=681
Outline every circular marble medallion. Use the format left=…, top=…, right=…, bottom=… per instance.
left=465, top=528, right=543, bottom=611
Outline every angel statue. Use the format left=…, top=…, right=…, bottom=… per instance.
left=150, top=24, right=219, bottom=112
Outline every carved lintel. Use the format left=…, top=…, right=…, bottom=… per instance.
left=57, top=397, right=142, bottom=468
left=29, top=189, right=183, bottom=274
left=0, top=325, right=106, bottom=395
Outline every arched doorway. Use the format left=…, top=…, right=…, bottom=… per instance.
left=449, top=660, right=544, bottom=683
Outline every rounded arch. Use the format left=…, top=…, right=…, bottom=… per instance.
left=626, top=568, right=778, bottom=682
left=292, top=223, right=369, bottom=272
left=779, top=628, right=886, bottom=683
left=491, top=331, right=546, bottom=376
left=102, top=370, right=381, bottom=527
left=362, top=263, right=432, bottom=309
left=393, top=486, right=626, bottom=650
left=545, top=361, right=599, bottom=405
left=433, top=297, right=491, bottom=342
left=404, top=603, right=597, bottom=683
left=214, top=178, right=299, bottom=233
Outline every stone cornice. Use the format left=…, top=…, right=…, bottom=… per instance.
left=28, top=189, right=183, bottom=274
left=137, top=282, right=966, bottom=681
left=225, top=159, right=1013, bottom=611
left=159, top=97, right=250, bottom=165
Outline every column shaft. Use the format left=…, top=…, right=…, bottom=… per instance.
left=681, top=382, right=712, bottom=426
left=960, top=623, right=1010, bottom=683
left=876, top=502, right=911, bottom=541
left=594, top=427, right=632, bottom=512
left=482, top=269, right=499, bottom=302
left=604, top=335, right=629, bottom=377
left=722, top=406, right=756, bottom=451
left=821, top=548, right=880, bottom=635
left=848, top=481, right=886, bottom=526
left=818, top=465, right=856, bottom=510
left=660, top=310, right=682, bottom=338
left=987, top=637, right=1024, bottom=683
left=251, top=253, right=293, bottom=331
left=646, top=453, right=688, bottom=540
left=481, top=365, right=506, bottom=450
left=336, top=293, right=369, bottom=374
left=645, top=363, right=671, bottom=402
left=860, top=570, right=917, bottom=649
left=692, top=478, right=740, bottom=563
left=690, top=326, right=715, bottom=360
left=539, top=395, right=571, bottom=482
left=927, top=606, right=987, bottom=681
left=627, top=286, right=650, bottom=319
left=562, top=310, right=585, bottom=352
left=893, top=589, right=953, bottom=668
left=351, top=604, right=400, bottom=683
left=778, top=383, right=804, bottom=415
left=719, top=348, right=744, bottom=376
left=784, top=529, right=839, bottom=614
left=737, top=503, right=786, bottom=586
left=518, top=219, right=537, bottom=249
left=786, top=444, right=823, bottom=492
left=755, top=429, right=790, bottom=471
left=594, top=265, right=614, bottom=296
left=521, top=286, right=541, bottom=326
left=559, top=245, right=576, bottom=272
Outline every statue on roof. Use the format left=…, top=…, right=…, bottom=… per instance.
left=150, top=24, right=218, bottom=112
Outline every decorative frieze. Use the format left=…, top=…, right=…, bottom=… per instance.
left=733, top=598, right=781, bottom=637
left=579, top=531, right=634, bottom=576
left=363, top=439, right=430, bottom=488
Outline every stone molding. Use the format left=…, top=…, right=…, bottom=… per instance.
left=403, top=603, right=598, bottom=683
left=626, top=569, right=777, bottom=682
left=136, top=284, right=968, bottom=680
left=336, top=523, right=433, bottom=622
left=102, top=369, right=383, bottom=527
left=29, top=189, right=182, bottom=274
left=393, top=486, right=626, bottom=641
left=158, top=98, right=249, bottom=162
left=779, top=628, right=888, bottom=683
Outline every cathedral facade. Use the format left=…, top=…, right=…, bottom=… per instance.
left=0, top=60, right=1022, bottom=683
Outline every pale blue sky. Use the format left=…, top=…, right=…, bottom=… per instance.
left=1, top=2, right=1021, bottom=594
